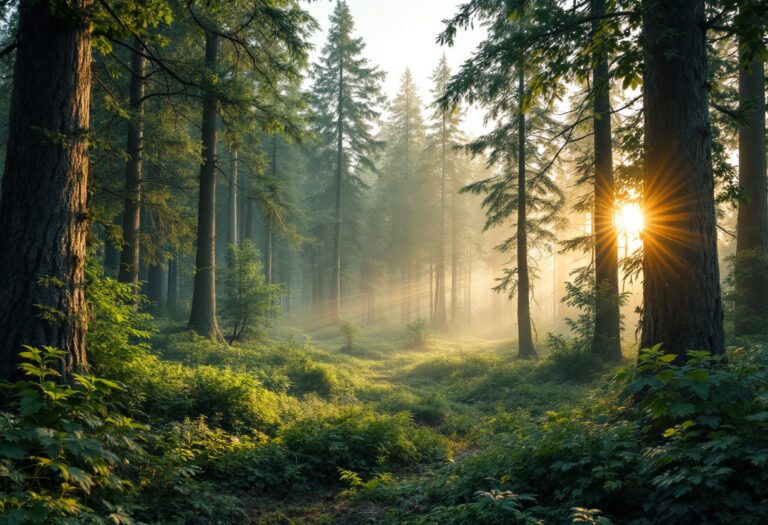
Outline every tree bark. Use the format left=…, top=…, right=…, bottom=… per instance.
left=118, top=40, right=146, bottom=289
left=227, top=149, right=238, bottom=246
left=189, top=32, right=224, bottom=340
left=516, top=63, right=537, bottom=359
left=0, top=0, right=92, bottom=379
left=640, top=0, right=724, bottom=357
left=591, top=0, right=622, bottom=361
left=734, top=50, right=768, bottom=335
left=147, top=261, right=164, bottom=316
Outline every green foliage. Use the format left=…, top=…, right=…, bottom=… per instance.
left=0, top=346, right=145, bottom=524
left=542, top=333, right=603, bottom=383
left=339, top=319, right=361, bottom=351
left=85, top=258, right=153, bottom=377
left=409, top=490, right=543, bottom=525
left=405, top=318, right=432, bottom=348
left=221, top=240, right=280, bottom=343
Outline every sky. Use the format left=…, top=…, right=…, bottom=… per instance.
left=304, top=0, right=489, bottom=137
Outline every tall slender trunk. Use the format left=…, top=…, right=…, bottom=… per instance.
left=332, top=47, right=344, bottom=322
left=265, top=216, right=273, bottom=284
left=466, top=236, right=472, bottom=324
left=516, top=62, right=536, bottom=359
left=167, top=257, right=178, bottom=313
left=104, top=219, right=120, bottom=276
left=591, top=0, right=622, bottom=361
left=118, top=40, right=146, bottom=288
left=189, top=32, right=224, bottom=340
left=0, top=0, right=92, bottom=379
left=245, top=197, right=254, bottom=241
left=734, top=47, right=768, bottom=335
left=450, top=188, right=458, bottom=322
left=640, top=0, right=724, bottom=357
left=227, top=150, right=238, bottom=246
left=435, top=109, right=448, bottom=325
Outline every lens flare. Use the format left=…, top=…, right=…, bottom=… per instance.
left=615, top=202, right=644, bottom=236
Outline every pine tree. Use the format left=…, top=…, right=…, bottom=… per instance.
left=310, top=0, right=385, bottom=322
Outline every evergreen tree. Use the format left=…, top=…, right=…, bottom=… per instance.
left=310, top=0, right=385, bottom=322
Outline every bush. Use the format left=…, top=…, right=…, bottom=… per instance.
left=405, top=318, right=432, bottom=348
left=538, top=334, right=604, bottom=383
left=339, top=319, right=361, bottom=351
left=285, top=356, right=345, bottom=398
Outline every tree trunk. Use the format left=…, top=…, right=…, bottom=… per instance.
left=332, top=48, right=344, bottom=322
left=640, top=0, right=724, bottom=357
left=189, top=32, right=224, bottom=340
left=434, top=109, right=448, bottom=326
left=245, top=197, right=254, bottom=241
left=147, top=261, right=164, bottom=316
left=450, top=189, right=458, bottom=322
left=167, top=257, right=178, bottom=313
left=0, top=0, right=92, bottom=379
left=516, top=63, right=537, bottom=359
left=591, top=0, right=622, bottom=361
left=103, top=219, right=120, bottom=276
left=265, top=216, right=273, bottom=284
left=734, top=49, right=768, bottom=336
left=118, top=40, right=146, bottom=289
left=227, top=149, right=238, bottom=246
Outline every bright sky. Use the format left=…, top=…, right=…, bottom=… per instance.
left=304, top=0, right=488, bottom=137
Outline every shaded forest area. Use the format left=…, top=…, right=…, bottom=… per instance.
left=0, top=0, right=768, bottom=523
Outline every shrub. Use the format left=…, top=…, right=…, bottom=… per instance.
left=339, top=319, right=361, bottom=351
left=405, top=318, right=432, bottom=348
left=285, top=356, right=344, bottom=398
left=538, top=334, right=604, bottom=383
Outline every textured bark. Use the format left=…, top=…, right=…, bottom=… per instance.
left=516, top=64, right=536, bottom=359
left=189, top=33, right=224, bottom=340
left=0, top=0, right=92, bottom=379
left=591, top=0, right=622, bottom=361
left=147, top=261, right=164, bottom=316
left=227, top=150, right=238, bottom=246
left=640, top=0, right=724, bottom=357
left=734, top=52, right=768, bottom=335
left=118, top=41, right=146, bottom=288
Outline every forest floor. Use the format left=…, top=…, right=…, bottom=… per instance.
left=192, top=322, right=626, bottom=524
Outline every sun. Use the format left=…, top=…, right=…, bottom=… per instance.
left=615, top=202, right=644, bottom=236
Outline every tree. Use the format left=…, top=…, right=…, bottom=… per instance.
left=0, top=0, right=93, bottom=378
left=640, top=0, right=724, bottom=356
left=221, top=240, right=280, bottom=343
left=188, top=31, right=225, bottom=340
left=429, top=56, right=463, bottom=327
left=591, top=0, right=621, bottom=361
left=734, top=16, right=768, bottom=336
left=117, top=42, right=147, bottom=289
left=310, top=0, right=385, bottom=322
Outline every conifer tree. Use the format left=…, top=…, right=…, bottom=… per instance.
left=310, top=0, right=385, bottom=322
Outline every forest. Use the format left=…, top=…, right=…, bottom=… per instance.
left=0, top=0, right=767, bottom=523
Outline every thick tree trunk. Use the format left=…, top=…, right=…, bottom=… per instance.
left=118, top=41, right=146, bottom=289
left=332, top=51, right=344, bottom=322
left=167, top=257, right=178, bottom=313
left=0, top=0, right=92, bottom=379
left=147, top=261, right=164, bottom=315
left=516, top=64, right=537, bottom=359
left=591, top=0, right=622, bottom=361
left=734, top=51, right=768, bottom=335
left=227, top=150, right=238, bottom=246
left=640, top=0, right=724, bottom=357
left=189, top=32, right=224, bottom=340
